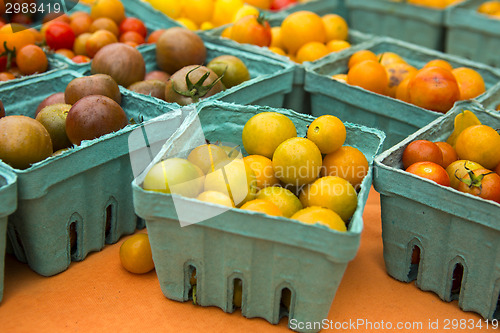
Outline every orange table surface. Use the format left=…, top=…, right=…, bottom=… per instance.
left=0, top=188, right=496, bottom=333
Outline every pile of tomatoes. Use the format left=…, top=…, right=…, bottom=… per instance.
left=40, top=0, right=158, bottom=63
left=402, top=111, right=500, bottom=204
left=335, top=50, right=486, bottom=114
left=224, top=10, right=350, bottom=64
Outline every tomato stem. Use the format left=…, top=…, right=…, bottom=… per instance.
left=172, top=65, right=225, bottom=103
left=1, top=41, right=16, bottom=70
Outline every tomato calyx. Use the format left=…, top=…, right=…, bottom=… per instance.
left=0, top=41, right=16, bottom=70
left=172, top=65, right=225, bottom=103
left=256, top=12, right=269, bottom=26
left=456, top=163, right=495, bottom=194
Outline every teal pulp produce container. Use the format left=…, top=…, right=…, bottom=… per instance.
left=373, top=101, right=500, bottom=321
left=201, top=29, right=374, bottom=114
left=478, top=80, right=500, bottom=111
left=304, top=36, right=500, bottom=150
left=137, top=42, right=295, bottom=108
left=0, top=70, right=186, bottom=276
left=346, top=0, right=462, bottom=51
left=268, top=0, right=343, bottom=19
left=445, top=0, right=500, bottom=68
left=0, top=166, right=17, bottom=302
left=132, top=100, right=385, bottom=333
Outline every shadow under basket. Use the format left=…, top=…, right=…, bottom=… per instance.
left=132, top=100, right=385, bottom=333
left=373, top=100, right=500, bottom=321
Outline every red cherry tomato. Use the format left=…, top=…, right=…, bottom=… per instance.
left=119, top=17, right=147, bottom=38
left=71, top=55, right=91, bottom=63
left=270, top=0, right=298, bottom=11
left=406, top=161, right=450, bottom=187
left=457, top=168, right=500, bottom=203
left=45, top=21, right=75, bottom=50
left=119, top=31, right=145, bottom=45
left=402, top=140, right=443, bottom=169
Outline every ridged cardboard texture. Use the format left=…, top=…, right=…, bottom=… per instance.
left=201, top=28, right=375, bottom=114
left=0, top=70, right=185, bottom=276
left=445, top=0, right=500, bottom=68
left=132, top=100, right=385, bottom=333
left=346, top=0, right=459, bottom=51
left=373, top=100, right=500, bottom=321
left=305, top=36, right=500, bottom=150
left=0, top=166, right=17, bottom=302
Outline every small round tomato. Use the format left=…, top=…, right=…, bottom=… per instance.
left=446, top=160, right=483, bottom=190
left=0, top=72, right=15, bottom=81
left=119, top=31, right=145, bottom=45
left=45, top=21, right=76, bottom=50
left=70, top=12, right=92, bottom=36
left=402, top=140, right=443, bottom=169
left=119, top=17, right=147, bottom=38
left=120, top=233, right=155, bottom=274
left=71, top=55, right=91, bottom=63
left=85, top=29, right=117, bottom=58
left=16, top=44, right=48, bottom=75
left=435, top=141, right=458, bottom=168
left=270, top=0, right=297, bottom=10
left=55, top=48, right=75, bottom=59
left=146, top=29, right=166, bottom=43
left=457, top=168, right=500, bottom=203
left=406, top=161, right=450, bottom=187
left=230, top=15, right=272, bottom=47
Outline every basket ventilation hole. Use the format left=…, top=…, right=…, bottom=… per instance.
left=69, top=222, right=77, bottom=256
left=493, top=294, right=500, bottom=320
left=187, top=266, right=197, bottom=303
left=407, top=245, right=421, bottom=281
left=233, top=278, right=243, bottom=309
left=105, top=203, right=113, bottom=242
left=450, top=263, right=464, bottom=301
left=280, top=288, right=292, bottom=318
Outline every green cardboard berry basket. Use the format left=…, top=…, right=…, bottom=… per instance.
left=445, top=0, right=500, bottom=68
left=373, top=100, right=500, bottom=320
left=478, top=80, right=500, bottom=111
left=136, top=42, right=295, bottom=108
left=304, top=36, right=500, bottom=150
left=0, top=69, right=186, bottom=276
left=266, top=0, right=343, bottom=19
left=201, top=28, right=375, bottom=114
left=345, top=0, right=463, bottom=51
left=0, top=166, right=17, bottom=302
left=132, top=100, right=385, bottom=333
